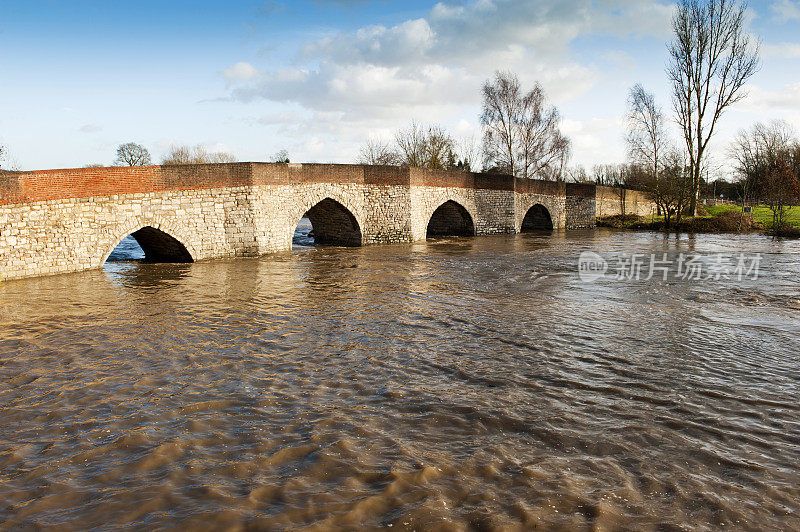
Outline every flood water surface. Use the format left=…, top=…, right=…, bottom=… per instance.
left=1, top=229, right=799, bottom=530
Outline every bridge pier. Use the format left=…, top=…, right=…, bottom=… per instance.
left=0, top=163, right=629, bottom=281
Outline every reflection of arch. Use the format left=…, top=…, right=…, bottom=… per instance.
left=101, top=220, right=196, bottom=264
left=426, top=200, right=475, bottom=237
left=298, top=198, right=362, bottom=246
left=521, top=204, right=553, bottom=231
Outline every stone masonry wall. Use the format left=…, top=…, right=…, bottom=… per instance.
left=0, top=163, right=616, bottom=281
left=565, top=183, right=597, bottom=229
left=595, top=185, right=655, bottom=218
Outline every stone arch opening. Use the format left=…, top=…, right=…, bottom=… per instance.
left=106, top=226, right=193, bottom=263
left=297, top=198, right=362, bottom=247
left=426, top=200, right=475, bottom=238
left=521, top=204, right=553, bottom=231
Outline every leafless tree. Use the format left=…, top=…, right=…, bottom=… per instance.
left=271, top=149, right=290, bottom=163
left=114, top=142, right=152, bottom=166
left=358, top=139, right=400, bottom=166
left=481, top=71, right=571, bottom=179
left=0, top=145, right=20, bottom=171
left=565, top=165, right=591, bottom=183
left=393, top=121, right=456, bottom=169
left=424, top=125, right=455, bottom=170
left=208, top=151, right=238, bottom=163
left=455, top=135, right=482, bottom=172
left=731, top=120, right=800, bottom=231
left=644, top=150, right=695, bottom=228
left=394, top=121, right=428, bottom=168
left=162, top=145, right=193, bottom=165
left=626, top=84, right=669, bottom=185
left=762, top=160, right=800, bottom=231
left=162, top=144, right=237, bottom=165
left=668, top=0, right=760, bottom=215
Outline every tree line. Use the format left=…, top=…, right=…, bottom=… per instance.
left=358, top=71, right=571, bottom=180
left=83, top=143, right=293, bottom=168
left=9, top=0, right=796, bottom=227
left=605, top=0, right=798, bottom=232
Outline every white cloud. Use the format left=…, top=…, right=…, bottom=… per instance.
left=762, top=42, right=800, bottom=59
left=562, top=117, right=627, bottom=168
left=771, top=0, right=800, bottom=22
left=600, top=50, right=637, bottom=70
left=222, top=0, right=675, bottom=164
left=222, top=62, right=261, bottom=85
left=741, top=83, right=800, bottom=111
left=79, top=124, right=102, bottom=133
left=226, top=0, right=671, bottom=113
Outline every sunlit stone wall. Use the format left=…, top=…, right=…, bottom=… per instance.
left=0, top=163, right=654, bottom=281
left=595, top=185, right=656, bottom=218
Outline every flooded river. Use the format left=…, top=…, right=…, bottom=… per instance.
left=1, top=229, right=799, bottom=530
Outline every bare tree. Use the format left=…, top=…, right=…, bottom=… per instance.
left=668, top=0, right=760, bottom=215
left=162, top=144, right=237, bottom=165
left=424, top=125, right=455, bottom=170
left=565, top=165, right=591, bottom=183
left=481, top=71, right=571, bottom=179
left=762, top=160, right=800, bottom=232
left=481, top=72, right=518, bottom=174
left=208, top=151, right=238, bottom=163
left=455, top=135, right=482, bottom=172
left=358, top=139, right=400, bottom=166
left=626, top=84, right=668, bottom=185
left=518, top=83, right=571, bottom=180
left=162, top=145, right=193, bottom=165
left=394, top=121, right=428, bottom=168
left=271, top=149, right=290, bottom=163
left=392, top=121, right=456, bottom=169
left=114, top=142, right=151, bottom=166
left=0, top=145, right=20, bottom=171
left=644, top=150, right=694, bottom=228
left=731, top=120, right=800, bottom=231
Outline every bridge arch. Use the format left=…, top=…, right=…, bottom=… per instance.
left=293, top=196, right=362, bottom=247
left=426, top=200, right=476, bottom=238
left=521, top=204, right=553, bottom=231
left=100, top=218, right=197, bottom=265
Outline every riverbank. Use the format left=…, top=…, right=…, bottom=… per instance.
left=598, top=205, right=800, bottom=237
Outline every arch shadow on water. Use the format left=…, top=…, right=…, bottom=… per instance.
left=293, top=198, right=362, bottom=248
left=521, top=204, right=554, bottom=232
left=426, top=200, right=475, bottom=238
left=106, top=227, right=194, bottom=263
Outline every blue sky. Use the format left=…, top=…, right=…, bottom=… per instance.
left=1, top=0, right=799, bottom=175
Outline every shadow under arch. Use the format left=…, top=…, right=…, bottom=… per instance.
left=105, top=226, right=194, bottom=263
left=521, top=204, right=553, bottom=231
left=427, top=200, right=475, bottom=238
left=298, top=198, right=362, bottom=247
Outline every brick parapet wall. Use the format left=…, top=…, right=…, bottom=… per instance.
left=1, top=165, right=662, bottom=281
left=1, top=164, right=528, bottom=206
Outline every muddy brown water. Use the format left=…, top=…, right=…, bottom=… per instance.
left=1, top=229, right=799, bottom=530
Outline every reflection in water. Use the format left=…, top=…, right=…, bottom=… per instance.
left=293, top=216, right=315, bottom=248
left=1, top=229, right=800, bottom=529
left=106, top=235, right=145, bottom=261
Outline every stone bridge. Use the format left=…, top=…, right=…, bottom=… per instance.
left=0, top=163, right=604, bottom=281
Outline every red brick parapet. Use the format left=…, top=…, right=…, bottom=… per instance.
left=0, top=163, right=589, bottom=206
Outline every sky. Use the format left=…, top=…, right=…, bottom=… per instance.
left=1, top=0, right=799, bottom=176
